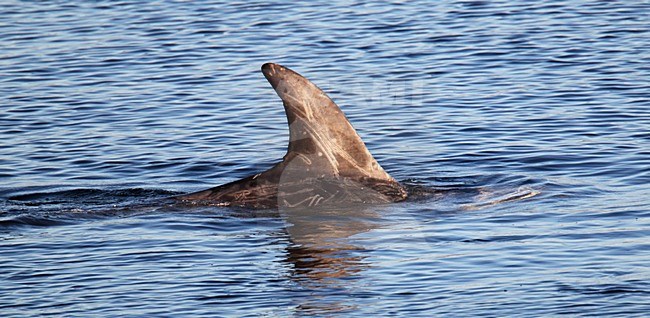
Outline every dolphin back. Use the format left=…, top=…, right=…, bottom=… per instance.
left=175, top=63, right=407, bottom=208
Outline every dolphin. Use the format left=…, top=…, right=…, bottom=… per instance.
left=175, top=63, right=407, bottom=209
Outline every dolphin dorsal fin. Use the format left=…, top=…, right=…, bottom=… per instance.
left=261, top=63, right=394, bottom=181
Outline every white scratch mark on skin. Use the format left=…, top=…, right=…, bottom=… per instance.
left=282, top=194, right=320, bottom=208
left=283, top=94, right=311, bottom=119
left=234, top=190, right=251, bottom=201
left=304, top=97, right=315, bottom=120
left=296, top=153, right=312, bottom=165
left=308, top=194, right=322, bottom=207
left=294, top=121, right=339, bottom=173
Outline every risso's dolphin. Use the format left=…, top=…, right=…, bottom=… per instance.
left=175, top=63, right=407, bottom=209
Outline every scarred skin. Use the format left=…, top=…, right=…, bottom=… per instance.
left=175, top=63, right=407, bottom=209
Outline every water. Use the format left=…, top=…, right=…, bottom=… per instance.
left=1, top=0, right=649, bottom=316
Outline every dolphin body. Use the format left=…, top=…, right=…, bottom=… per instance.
left=175, top=63, right=407, bottom=209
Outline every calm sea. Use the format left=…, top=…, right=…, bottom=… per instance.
left=1, top=1, right=649, bottom=316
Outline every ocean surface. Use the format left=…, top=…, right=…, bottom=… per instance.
left=1, top=1, right=649, bottom=316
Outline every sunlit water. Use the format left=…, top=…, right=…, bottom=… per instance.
left=1, top=1, right=649, bottom=316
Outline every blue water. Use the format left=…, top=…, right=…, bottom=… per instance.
left=1, top=0, right=649, bottom=316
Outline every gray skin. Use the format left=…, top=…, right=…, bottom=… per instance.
left=175, top=63, right=407, bottom=209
